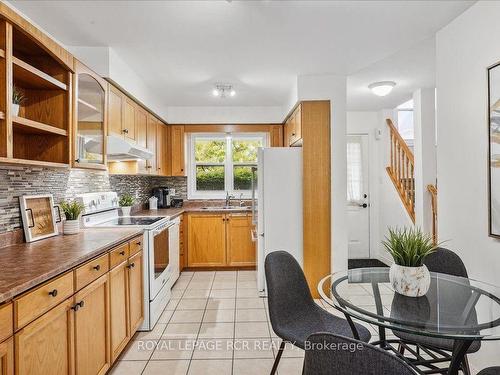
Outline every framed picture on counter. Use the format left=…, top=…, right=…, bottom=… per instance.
left=19, top=194, right=61, bottom=242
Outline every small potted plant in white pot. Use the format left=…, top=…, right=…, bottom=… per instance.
left=119, top=193, right=135, bottom=216
left=12, top=85, right=26, bottom=116
left=383, top=227, right=437, bottom=297
left=60, top=200, right=85, bottom=235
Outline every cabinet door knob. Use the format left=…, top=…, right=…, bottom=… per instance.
left=75, top=158, right=80, bottom=163
left=119, top=250, right=126, bottom=256
left=136, top=241, right=141, bottom=246
left=127, top=263, right=135, bottom=269
left=93, top=264, right=101, bottom=271
left=48, top=289, right=58, bottom=297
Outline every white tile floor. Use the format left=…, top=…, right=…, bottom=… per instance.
left=111, top=270, right=306, bottom=375
left=111, top=270, right=480, bottom=375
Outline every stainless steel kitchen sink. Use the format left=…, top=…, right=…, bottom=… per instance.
left=200, top=206, right=252, bottom=211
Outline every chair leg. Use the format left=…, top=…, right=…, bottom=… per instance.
left=398, top=343, right=405, bottom=355
left=461, top=355, right=471, bottom=375
left=270, top=340, right=286, bottom=375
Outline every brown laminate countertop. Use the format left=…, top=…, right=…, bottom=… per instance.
left=0, top=228, right=143, bottom=304
left=134, top=200, right=252, bottom=218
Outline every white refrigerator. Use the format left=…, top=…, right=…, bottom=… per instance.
left=256, top=147, right=303, bottom=295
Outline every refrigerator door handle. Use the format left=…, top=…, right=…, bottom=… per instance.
left=251, top=166, right=258, bottom=225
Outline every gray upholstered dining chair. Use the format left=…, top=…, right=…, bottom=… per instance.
left=303, top=332, right=416, bottom=375
left=265, top=251, right=371, bottom=375
left=478, top=368, right=500, bottom=375
left=393, top=247, right=480, bottom=375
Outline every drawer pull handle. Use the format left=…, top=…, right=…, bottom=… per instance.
left=127, top=263, right=135, bottom=269
left=48, top=289, right=58, bottom=297
left=119, top=251, right=126, bottom=256
left=71, top=301, right=84, bottom=311
left=136, top=241, right=141, bottom=246
left=93, top=264, right=101, bottom=271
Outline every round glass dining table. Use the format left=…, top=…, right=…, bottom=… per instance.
left=318, top=267, right=500, bottom=375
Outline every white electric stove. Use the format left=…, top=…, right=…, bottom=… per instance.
left=78, top=192, right=180, bottom=331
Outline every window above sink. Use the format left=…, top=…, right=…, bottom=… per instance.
left=187, top=132, right=268, bottom=199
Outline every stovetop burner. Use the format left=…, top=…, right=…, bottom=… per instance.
left=98, top=216, right=165, bottom=226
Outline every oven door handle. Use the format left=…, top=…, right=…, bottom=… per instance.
left=152, top=223, right=174, bottom=236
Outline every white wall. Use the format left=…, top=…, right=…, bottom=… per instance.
left=296, top=74, right=348, bottom=273
left=436, top=1, right=500, bottom=370
left=347, top=111, right=413, bottom=264
left=165, top=106, right=284, bottom=124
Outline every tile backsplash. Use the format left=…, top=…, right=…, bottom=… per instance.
left=0, top=164, right=187, bottom=234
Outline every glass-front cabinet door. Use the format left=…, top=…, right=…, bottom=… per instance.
left=73, top=61, right=107, bottom=168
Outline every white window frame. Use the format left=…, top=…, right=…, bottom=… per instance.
left=187, top=132, right=269, bottom=199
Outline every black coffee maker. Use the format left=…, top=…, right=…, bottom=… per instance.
left=152, top=187, right=171, bottom=208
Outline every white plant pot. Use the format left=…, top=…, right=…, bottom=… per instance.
left=12, top=103, right=19, bottom=116
left=63, top=219, right=80, bottom=235
left=121, top=206, right=132, bottom=216
left=389, top=264, right=430, bottom=297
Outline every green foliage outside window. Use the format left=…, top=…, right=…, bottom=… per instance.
left=194, top=137, right=262, bottom=191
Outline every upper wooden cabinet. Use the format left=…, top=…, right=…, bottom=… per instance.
left=123, top=97, right=136, bottom=143
left=157, top=122, right=170, bottom=176
left=0, top=20, right=73, bottom=167
left=145, top=114, right=157, bottom=174
left=108, top=84, right=137, bottom=143
left=170, top=125, right=185, bottom=176
left=73, top=60, right=107, bottom=169
left=135, top=106, right=147, bottom=149
left=108, top=85, right=123, bottom=138
left=285, top=104, right=303, bottom=147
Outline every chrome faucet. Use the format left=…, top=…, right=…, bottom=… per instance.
left=239, top=193, right=244, bottom=207
left=225, top=191, right=234, bottom=207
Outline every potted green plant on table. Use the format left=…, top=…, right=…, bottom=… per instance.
left=60, top=200, right=85, bottom=235
left=383, top=227, right=437, bottom=297
left=119, top=193, right=135, bottom=216
left=12, top=85, right=26, bottom=116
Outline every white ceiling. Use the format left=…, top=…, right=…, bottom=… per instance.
left=10, top=0, right=473, bottom=111
left=347, top=37, right=436, bottom=111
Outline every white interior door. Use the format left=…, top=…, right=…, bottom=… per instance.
left=347, top=134, right=370, bottom=259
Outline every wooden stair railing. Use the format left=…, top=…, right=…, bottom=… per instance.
left=427, top=184, right=438, bottom=244
left=386, top=119, right=416, bottom=223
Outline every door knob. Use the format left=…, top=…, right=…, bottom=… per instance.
left=359, top=203, right=368, bottom=208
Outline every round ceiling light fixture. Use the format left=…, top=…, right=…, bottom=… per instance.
left=212, top=84, right=235, bottom=98
left=368, top=81, right=396, bottom=97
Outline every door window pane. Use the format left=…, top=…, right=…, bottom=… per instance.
left=233, top=166, right=255, bottom=190
left=195, top=139, right=226, bottom=163
left=196, top=166, right=225, bottom=191
left=232, top=139, right=262, bottom=162
left=347, top=141, right=363, bottom=203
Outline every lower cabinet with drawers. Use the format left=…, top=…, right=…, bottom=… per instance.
left=0, top=234, right=145, bottom=375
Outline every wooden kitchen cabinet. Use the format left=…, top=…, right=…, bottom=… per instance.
left=108, top=84, right=124, bottom=138
left=123, top=98, right=136, bottom=143
left=142, top=114, right=157, bottom=174
left=170, top=125, right=185, bottom=176
left=135, top=106, right=148, bottom=150
left=187, top=214, right=226, bottom=267
left=0, top=337, right=13, bottom=375
left=187, top=213, right=256, bottom=268
left=15, top=298, right=74, bottom=375
left=72, top=60, right=107, bottom=170
left=109, top=260, right=129, bottom=362
left=74, top=275, right=110, bottom=375
left=284, top=104, right=303, bottom=147
left=156, top=122, right=170, bottom=176
left=0, top=303, right=13, bottom=344
left=127, top=251, right=144, bottom=334
left=226, top=213, right=256, bottom=267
